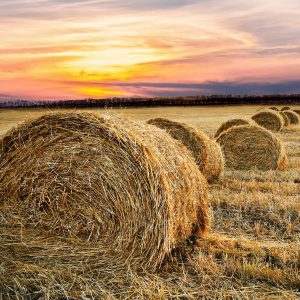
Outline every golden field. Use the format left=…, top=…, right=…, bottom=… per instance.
left=0, top=105, right=299, bottom=299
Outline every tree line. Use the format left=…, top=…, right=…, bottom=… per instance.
left=0, top=94, right=300, bottom=108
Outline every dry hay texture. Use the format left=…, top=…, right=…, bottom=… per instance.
left=294, top=109, right=300, bottom=116
left=281, top=106, right=290, bottom=111
left=279, top=111, right=291, bottom=127
left=251, top=109, right=284, bottom=132
left=216, top=125, right=287, bottom=171
left=214, top=118, right=253, bottom=138
left=147, top=118, right=224, bottom=182
left=0, top=112, right=209, bottom=271
left=269, top=106, right=279, bottom=111
left=282, top=110, right=299, bottom=125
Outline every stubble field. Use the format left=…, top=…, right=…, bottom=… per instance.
left=0, top=105, right=299, bottom=299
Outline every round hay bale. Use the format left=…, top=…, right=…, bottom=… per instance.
left=282, top=110, right=299, bottom=125
left=293, top=109, right=300, bottom=116
left=269, top=107, right=279, bottom=111
left=279, top=111, right=290, bottom=127
left=216, top=125, right=287, bottom=171
left=214, top=118, right=253, bottom=138
left=0, top=112, right=209, bottom=271
left=147, top=118, right=224, bottom=182
left=281, top=106, right=290, bottom=111
left=251, top=109, right=284, bottom=132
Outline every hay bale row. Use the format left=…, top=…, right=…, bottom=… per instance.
left=147, top=118, right=224, bottom=182
left=251, top=109, right=284, bottom=132
left=0, top=112, right=209, bottom=271
left=216, top=125, right=287, bottom=171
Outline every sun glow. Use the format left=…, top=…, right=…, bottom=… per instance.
left=75, top=86, right=125, bottom=98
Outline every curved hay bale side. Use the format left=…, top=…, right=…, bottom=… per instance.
left=251, top=109, right=284, bottom=132
left=214, top=118, right=253, bottom=138
left=269, top=107, right=279, bottom=111
left=216, top=124, right=287, bottom=171
left=281, top=106, right=290, bottom=111
left=147, top=118, right=224, bottom=182
left=0, top=112, right=209, bottom=271
left=279, top=111, right=290, bottom=127
left=282, top=110, right=299, bottom=125
left=293, top=109, right=300, bottom=116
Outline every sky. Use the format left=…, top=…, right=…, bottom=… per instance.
left=1, top=0, right=300, bottom=100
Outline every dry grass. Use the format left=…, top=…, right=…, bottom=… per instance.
left=252, top=110, right=284, bottom=132
left=0, top=106, right=299, bottom=300
left=147, top=117, right=224, bottom=182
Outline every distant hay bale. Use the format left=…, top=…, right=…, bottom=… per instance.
left=269, top=107, right=279, bottom=111
left=281, top=106, right=290, bottom=111
left=216, top=125, right=287, bottom=171
left=251, top=109, right=284, bottom=132
left=214, top=118, right=253, bottom=138
left=279, top=111, right=290, bottom=127
left=282, top=110, right=299, bottom=125
left=0, top=112, right=209, bottom=271
left=147, top=118, right=224, bottom=182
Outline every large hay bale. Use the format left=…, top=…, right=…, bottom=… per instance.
left=216, top=125, right=287, bottom=171
left=281, top=106, right=290, bottom=111
left=279, top=111, right=290, bottom=127
left=147, top=118, right=224, bottom=182
left=214, top=118, right=252, bottom=138
left=0, top=112, right=209, bottom=271
left=251, top=109, right=284, bottom=132
left=282, top=110, right=299, bottom=125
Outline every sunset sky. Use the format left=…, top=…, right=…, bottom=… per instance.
left=1, top=0, right=300, bottom=100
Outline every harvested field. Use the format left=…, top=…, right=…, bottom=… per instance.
left=0, top=105, right=299, bottom=299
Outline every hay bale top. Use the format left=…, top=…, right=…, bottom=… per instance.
left=214, top=118, right=253, bottom=138
left=147, top=117, right=224, bottom=182
left=269, top=107, right=279, bottom=111
left=281, top=106, right=290, bottom=111
left=217, top=124, right=287, bottom=171
left=251, top=109, right=284, bottom=132
left=282, top=110, right=299, bottom=125
left=0, top=112, right=209, bottom=271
